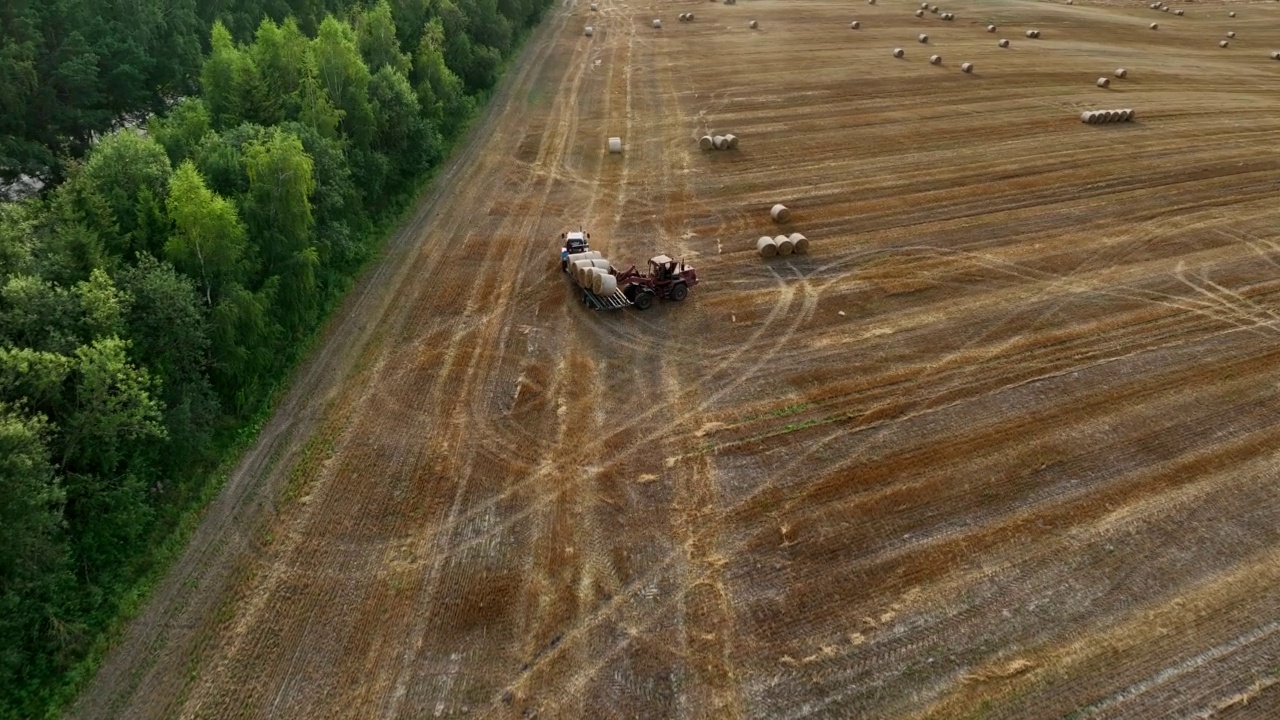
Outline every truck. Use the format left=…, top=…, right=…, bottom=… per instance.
left=559, top=231, right=698, bottom=310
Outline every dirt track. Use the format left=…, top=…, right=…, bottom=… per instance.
left=69, top=0, right=1280, bottom=718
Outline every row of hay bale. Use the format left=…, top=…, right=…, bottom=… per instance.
left=1080, top=108, right=1135, bottom=123
left=890, top=48, right=974, bottom=70
left=678, top=12, right=694, bottom=21
left=699, top=134, right=739, bottom=150
left=757, top=234, right=811, bottom=257
left=569, top=254, right=620, bottom=294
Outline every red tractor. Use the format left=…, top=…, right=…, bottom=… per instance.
left=615, top=254, right=698, bottom=310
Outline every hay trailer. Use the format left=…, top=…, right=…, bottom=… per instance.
left=558, top=232, right=698, bottom=310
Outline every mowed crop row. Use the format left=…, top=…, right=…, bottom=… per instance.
left=73, top=0, right=1280, bottom=718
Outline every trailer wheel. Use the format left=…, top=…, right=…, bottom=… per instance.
left=668, top=283, right=688, bottom=301
left=634, top=291, right=656, bottom=310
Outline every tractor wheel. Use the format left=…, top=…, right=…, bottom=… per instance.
left=668, top=283, right=688, bottom=302
left=634, top=291, right=656, bottom=310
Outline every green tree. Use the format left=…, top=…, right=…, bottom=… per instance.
left=412, top=18, right=473, bottom=138
left=201, top=21, right=271, bottom=128
left=313, top=17, right=375, bottom=146
left=148, top=97, right=213, bottom=166
left=61, top=337, right=166, bottom=475
left=73, top=269, right=130, bottom=341
left=282, top=121, right=363, bottom=273
left=72, top=131, right=173, bottom=261
left=0, top=347, right=74, bottom=416
left=0, top=276, right=81, bottom=356
left=250, top=17, right=313, bottom=121
left=117, top=256, right=217, bottom=463
left=0, top=405, right=72, bottom=705
left=356, top=0, right=411, bottom=75
left=369, top=66, right=440, bottom=186
left=165, top=161, right=250, bottom=307
left=243, top=130, right=317, bottom=335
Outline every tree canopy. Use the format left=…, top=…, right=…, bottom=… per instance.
left=0, top=0, right=553, bottom=715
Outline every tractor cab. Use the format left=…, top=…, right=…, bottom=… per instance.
left=649, top=254, right=679, bottom=280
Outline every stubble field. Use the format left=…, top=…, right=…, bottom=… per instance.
left=71, top=0, right=1280, bottom=718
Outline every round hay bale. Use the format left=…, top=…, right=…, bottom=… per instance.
left=961, top=62, right=973, bottom=72
left=915, top=10, right=924, bottom=17
left=770, top=204, right=791, bottom=223
left=608, top=136, right=622, bottom=153
left=893, top=47, right=905, bottom=57
left=1115, top=68, right=1127, bottom=78
left=591, top=267, right=614, bottom=292
left=725, top=133, right=739, bottom=149
left=852, top=20, right=862, bottom=28
left=1096, top=77, right=1110, bottom=88
left=789, top=233, right=810, bottom=254
left=919, top=33, right=929, bottom=43
left=1220, top=40, right=1229, bottom=48
left=1025, top=29, right=1036, bottom=38
left=1175, top=9, right=1183, bottom=15
left=678, top=12, right=686, bottom=21
left=757, top=236, right=778, bottom=258
left=1227, top=31, right=1236, bottom=38
left=1229, top=11, right=1236, bottom=17
left=596, top=273, right=618, bottom=295
left=713, top=135, right=728, bottom=150
left=698, top=135, right=714, bottom=151
left=749, top=20, right=758, bottom=29
left=775, top=234, right=794, bottom=256
left=590, top=2, right=598, bottom=9
left=1271, top=51, right=1280, bottom=60
left=998, top=38, right=1010, bottom=47
left=868, top=0, right=875, bottom=5
left=1080, top=111, right=1093, bottom=123
left=686, top=12, right=694, bottom=20
left=570, top=258, right=598, bottom=283
left=1105, top=109, right=1119, bottom=122
left=585, top=25, right=594, bottom=36
left=930, top=54, right=942, bottom=64
left=921, top=2, right=929, bottom=7
left=987, top=24, right=996, bottom=32
left=1122, top=108, right=1134, bottom=121
left=1150, top=22, right=1158, bottom=29
left=930, top=5, right=939, bottom=13
left=1066, top=0, right=1073, bottom=4
left=1162, top=6, right=1168, bottom=11
left=652, top=18, right=661, bottom=28
left=945, top=13, right=955, bottom=21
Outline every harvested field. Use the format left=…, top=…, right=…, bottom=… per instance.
left=73, top=0, right=1280, bottom=718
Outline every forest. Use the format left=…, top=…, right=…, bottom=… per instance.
left=0, top=0, right=551, bottom=715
